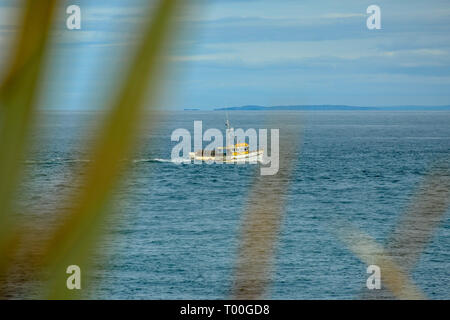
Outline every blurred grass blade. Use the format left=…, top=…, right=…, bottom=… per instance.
left=232, top=116, right=302, bottom=299
left=336, top=225, right=425, bottom=300
left=385, top=162, right=450, bottom=270
left=37, top=0, right=184, bottom=299
left=361, top=161, right=450, bottom=299
left=0, top=0, right=58, bottom=229
left=0, top=0, right=59, bottom=287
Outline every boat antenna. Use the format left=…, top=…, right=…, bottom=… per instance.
left=225, top=111, right=236, bottom=148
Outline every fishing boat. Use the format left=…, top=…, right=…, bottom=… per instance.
left=189, top=142, right=264, bottom=163
left=189, top=117, right=264, bottom=163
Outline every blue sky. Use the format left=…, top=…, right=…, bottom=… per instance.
left=1, top=0, right=450, bottom=109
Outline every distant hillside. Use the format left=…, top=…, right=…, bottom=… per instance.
left=214, top=105, right=450, bottom=111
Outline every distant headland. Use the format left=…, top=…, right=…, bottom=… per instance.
left=213, top=105, right=450, bottom=111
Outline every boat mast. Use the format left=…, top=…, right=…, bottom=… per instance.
left=225, top=111, right=236, bottom=152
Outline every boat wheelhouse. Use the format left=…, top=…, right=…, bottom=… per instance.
left=189, top=142, right=263, bottom=163
left=189, top=116, right=264, bottom=163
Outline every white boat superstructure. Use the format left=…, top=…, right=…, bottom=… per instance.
left=189, top=142, right=264, bottom=163
left=189, top=116, right=264, bottom=163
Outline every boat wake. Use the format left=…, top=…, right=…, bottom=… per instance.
left=132, top=158, right=190, bottom=164
left=25, top=157, right=260, bottom=165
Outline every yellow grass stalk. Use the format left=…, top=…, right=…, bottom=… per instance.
left=0, top=0, right=59, bottom=291
left=37, top=0, right=184, bottom=299
left=232, top=117, right=302, bottom=299
left=336, top=225, right=425, bottom=299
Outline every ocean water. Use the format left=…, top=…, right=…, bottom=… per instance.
left=20, top=111, right=450, bottom=299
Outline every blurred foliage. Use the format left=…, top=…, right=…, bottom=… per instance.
left=0, top=0, right=184, bottom=299
left=0, top=0, right=447, bottom=301
left=232, top=116, right=303, bottom=299
left=0, top=0, right=59, bottom=295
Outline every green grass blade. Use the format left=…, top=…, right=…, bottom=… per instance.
left=0, top=0, right=59, bottom=293
left=38, top=0, right=184, bottom=299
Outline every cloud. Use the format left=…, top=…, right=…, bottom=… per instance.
left=5, top=0, right=445, bottom=109
left=321, top=13, right=365, bottom=19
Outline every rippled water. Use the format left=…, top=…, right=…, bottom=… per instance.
left=20, top=111, right=450, bottom=299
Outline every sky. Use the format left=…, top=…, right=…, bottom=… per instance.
left=1, top=0, right=450, bottom=110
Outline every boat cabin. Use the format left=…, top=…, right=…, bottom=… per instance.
left=218, top=143, right=249, bottom=156
left=194, top=143, right=250, bottom=158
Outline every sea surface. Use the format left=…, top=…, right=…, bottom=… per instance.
left=19, top=111, right=450, bottom=299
